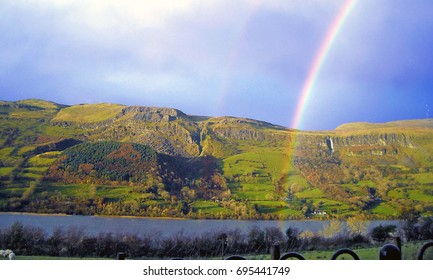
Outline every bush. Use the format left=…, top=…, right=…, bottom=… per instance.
left=0, top=222, right=419, bottom=259
left=402, top=216, right=433, bottom=241
left=370, top=224, right=397, bottom=243
left=418, top=217, right=433, bottom=240
left=285, top=226, right=300, bottom=251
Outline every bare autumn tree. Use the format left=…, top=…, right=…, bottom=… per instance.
left=323, top=220, right=344, bottom=238
left=347, top=216, right=370, bottom=236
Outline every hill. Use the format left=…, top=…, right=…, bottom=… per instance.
left=336, top=119, right=433, bottom=131
left=1, top=99, right=433, bottom=219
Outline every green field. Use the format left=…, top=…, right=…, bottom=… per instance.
left=0, top=167, right=14, bottom=176
left=28, top=154, right=59, bottom=166
left=388, top=188, right=406, bottom=199
left=7, top=241, right=431, bottom=260
left=411, top=172, right=433, bottom=184
left=370, top=202, right=399, bottom=216
left=295, top=188, right=324, bottom=199
left=20, top=171, right=43, bottom=180
left=37, top=183, right=133, bottom=200
left=0, top=147, right=14, bottom=157
left=52, top=103, right=125, bottom=123
left=408, top=189, right=433, bottom=202
left=192, top=200, right=232, bottom=215
left=24, top=167, right=49, bottom=173
left=223, top=149, right=295, bottom=180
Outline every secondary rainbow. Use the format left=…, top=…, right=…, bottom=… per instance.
left=291, top=0, right=357, bottom=130
left=215, top=0, right=261, bottom=117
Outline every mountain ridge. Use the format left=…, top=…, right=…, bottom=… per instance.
left=5, top=98, right=431, bottom=131
left=1, top=98, right=433, bottom=219
left=336, top=119, right=433, bottom=131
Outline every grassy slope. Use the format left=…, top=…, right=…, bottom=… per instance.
left=52, top=103, right=125, bottom=123
left=336, top=119, right=433, bottom=131
left=1, top=99, right=433, bottom=219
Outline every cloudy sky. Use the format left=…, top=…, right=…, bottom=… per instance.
left=1, top=0, right=433, bottom=130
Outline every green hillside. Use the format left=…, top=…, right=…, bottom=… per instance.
left=52, top=103, right=125, bottom=124
left=1, top=99, right=433, bottom=219
left=336, top=119, right=433, bottom=131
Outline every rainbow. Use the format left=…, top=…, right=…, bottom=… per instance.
left=281, top=0, right=357, bottom=176
left=291, top=0, right=357, bottom=130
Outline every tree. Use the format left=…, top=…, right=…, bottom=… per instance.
left=47, top=227, right=66, bottom=256
left=181, top=187, right=195, bottom=202
left=347, top=216, right=370, bottom=236
left=159, top=190, right=171, bottom=202
left=264, top=227, right=284, bottom=251
left=285, top=226, right=300, bottom=251
left=5, top=222, right=25, bottom=254
left=217, top=233, right=228, bottom=258
left=401, top=207, right=420, bottom=241
left=418, top=217, right=433, bottom=240
left=180, top=201, right=190, bottom=215
left=370, top=224, right=396, bottom=243
left=323, top=220, right=344, bottom=238
left=247, top=226, right=265, bottom=253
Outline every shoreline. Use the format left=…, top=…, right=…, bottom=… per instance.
left=0, top=211, right=399, bottom=222
left=0, top=211, right=402, bottom=237
left=0, top=211, right=186, bottom=221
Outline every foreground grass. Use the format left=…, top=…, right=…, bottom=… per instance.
left=5, top=242, right=432, bottom=260
left=0, top=256, right=111, bottom=260
left=248, top=242, right=433, bottom=260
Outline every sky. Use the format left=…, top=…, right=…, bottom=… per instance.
left=1, top=0, right=433, bottom=130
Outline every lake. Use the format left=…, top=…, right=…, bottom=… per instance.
left=0, top=212, right=400, bottom=237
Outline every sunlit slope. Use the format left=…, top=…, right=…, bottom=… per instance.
left=52, top=103, right=126, bottom=124
left=336, top=119, right=433, bottom=131
left=1, top=99, right=433, bottom=219
left=296, top=121, right=433, bottom=218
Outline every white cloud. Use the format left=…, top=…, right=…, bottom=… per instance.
left=20, top=0, right=220, bottom=32
left=259, top=0, right=344, bottom=14
left=1, top=0, right=358, bottom=83
left=17, top=0, right=338, bottom=36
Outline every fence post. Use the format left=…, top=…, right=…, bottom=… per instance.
left=379, top=244, right=401, bottom=260
left=395, top=236, right=402, bottom=254
left=116, top=252, right=126, bottom=260
left=270, top=243, right=280, bottom=260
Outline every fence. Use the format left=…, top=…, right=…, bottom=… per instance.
left=227, top=240, right=433, bottom=260
left=115, top=238, right=433, bottom=260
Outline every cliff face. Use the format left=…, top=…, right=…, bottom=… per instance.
left=119, top=106, right=186, bottom=123
left=287, top=129, right=433, bottom=164
left=213, top=126, right=290, bottom=142
left=332, top=133, right=416, bottom=148
left=204, top=117, right=289, bottom=143
left=295, top=133, right=419, bottom=148
left=3, top=99, right=433, bottom=159
left=43, top=104, right=202, bottom=157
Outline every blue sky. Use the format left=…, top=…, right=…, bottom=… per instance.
left=1, top=0, right=433, bottom=130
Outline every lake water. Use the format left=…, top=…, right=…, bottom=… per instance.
left=0, top=212, right=400, bottom=237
